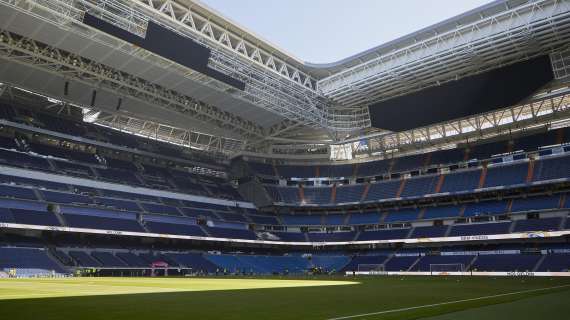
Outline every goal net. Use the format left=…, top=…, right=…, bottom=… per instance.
left=429, top=263, right=465, bottom=273
left=357, top=264, right=386, bottom=274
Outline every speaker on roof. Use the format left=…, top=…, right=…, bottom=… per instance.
left=116, top=97, right=122, bottom=111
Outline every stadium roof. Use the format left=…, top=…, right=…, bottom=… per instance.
left=0, top=0, right=570, bottom=160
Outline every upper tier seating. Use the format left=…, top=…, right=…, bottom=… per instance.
left=484, top=162, right=528, bottom=188
left=463, top=200, right=508, bottom=217
left=61, top=207, right=145, bottom=232
left=248, top=162, right=275, bottom=176
left=439, top=169, right=482, bottom=193
left=265, top=186, right=299, bottom=203
left=281, top=215, right=322, bottom=226
left=10, top=208, right=61, bottom=226
left=0, top=149, right=52, bottom=171
left=0, top=185, right=37, bottom=200
left=94, top=197, right=141, bottom=211
left=401, top=176, right=438, bottom=198
left=356, top=159, right=391, bottom=177
left=348, top=211, right=381, bottom=225
left=308, top=231, right=356, bottom=242
left=146, top=221, right=205, bottom=236
left=510, top=195, right=561, bottom=213
left=323, top=214, right=346, bottom=225
left=383, top=209, right=419, bottom=223
left=303, top=186, right=332, bottom=204
left=140, top=203, right=181, bottom=216
left=512, top=217, right=562, bottom=232
left=358, top=228, right=410, bottom=241
left=275, top=165, right=315, bottom=178
left=318, top=164, right=354, bottom=178
left=366, top=180, right=401, bottom=201
left=206, top=225, right=257, bottom=240
left=423, top=205, right=462, bottom=220
left=249, top=214, right=280, bottom=225
left=410, top=226, right=449, bottom=238
left=247, top=128, right=570, bottom=180
left=533, top=155, right=570, bottom=181
left=391, top=154, right=426, bottom=173
left=336, top=184, right=366, bottom=203
left=270, top=232, right=306, bottom=242
left=449, top=222, right=512, bottom=236
left=41, top=190, right=92, bottom=205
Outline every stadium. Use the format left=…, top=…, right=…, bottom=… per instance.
left=0, top=0, right=569, bottom=319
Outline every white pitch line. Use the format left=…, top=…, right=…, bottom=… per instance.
left=326, top=284, right=570, bottom=320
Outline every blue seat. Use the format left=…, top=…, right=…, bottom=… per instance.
left=0, top=247, right=66, bottom=273
left=510, top=196, right=560, bottom=213
left=402, top=176, right=438, bottom=198
left=472, top=254, right=540, bottom=272
left=0, top=185, right=37, bottom=200
left=423, top=206, right=461, bottom=219
left=11, top=209, right=60, bottom=226
left=440, top=169, right=481, bottom=193
left=463, top=200, right=508, bottom=217
left=281, top=215, right=322, bottom=226
left=366, top=180, right=401, bottom=201
left=308, top=232, right=356, bottom=242
left=513, top=218, right=561, bottom=232
left=358, top=228, right=410, bottom=241
left=383, top=209, right=419, bottom=223
left=64, top=214, right=145, bottom=232
left=449, top=222, right=511, bottom=236
left=533, top=155, right=570, bottom=181
left=91, top=251, right=127, bottom=267
left=410, top=226, right=448, bottom=238
left=484, top=162, right=528, bottom=188
left=336, top=184, right=366, bottom=203
left=348, top=212, right=381, bottom=225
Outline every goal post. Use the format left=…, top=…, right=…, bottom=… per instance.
left=429, top=263, right=465, bottom=273
left=357, top=264, right=386, bottom=274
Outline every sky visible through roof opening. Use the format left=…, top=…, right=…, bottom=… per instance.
left=201, top=0, right=492, bottom=63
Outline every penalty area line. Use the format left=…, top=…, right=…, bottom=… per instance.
left=325, top=284, right=570, bottom=320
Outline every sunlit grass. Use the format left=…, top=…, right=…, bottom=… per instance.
left=0, top=277, right=357, bottom=300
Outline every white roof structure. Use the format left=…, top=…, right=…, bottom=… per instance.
left=0, top=0, right=570, bottom=160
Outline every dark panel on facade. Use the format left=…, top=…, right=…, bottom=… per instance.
left=369, top=55, right=553, bottom=131
left=83, top=14, right=245, bottom=90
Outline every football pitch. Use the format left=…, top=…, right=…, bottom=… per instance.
left=0, top=276, right=569, bottom=319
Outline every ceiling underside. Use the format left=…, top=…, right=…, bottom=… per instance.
left=0, top=4, right=284, bottom=131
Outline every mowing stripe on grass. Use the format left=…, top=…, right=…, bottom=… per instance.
left=326, top=284, right=570, bottom=320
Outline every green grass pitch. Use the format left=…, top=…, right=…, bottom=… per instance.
left=0, top=276, right=569, bottom=319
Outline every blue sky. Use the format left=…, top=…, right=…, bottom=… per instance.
left=201, top=0, right=492, bottom=63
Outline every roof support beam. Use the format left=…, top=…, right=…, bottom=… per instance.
left=0, top=29, right=265, bottom=141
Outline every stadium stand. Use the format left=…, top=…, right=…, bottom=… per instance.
left=0, top=0, right=569, bottom=283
